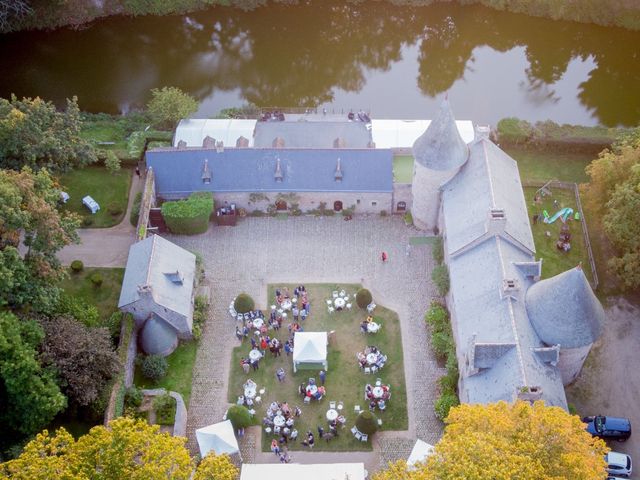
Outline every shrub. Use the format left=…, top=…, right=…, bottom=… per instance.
left=496, top=117, right=534, bottom=144
left=435, top=392, right=459, bottom=420
left=234, top=293, right=255, bottom=314
left=355, top=411, right=378, bottom=435
left=226, top=405, right=254, bottom=430
left=90, top=272, right=103, bottom=287
left=55, top=294, right=100, bottom=327
left=355, top=288, right=372, bottom=309
left=432, top=236, right=444, bottom=264
left=81, top=217, right=94, bottom=227
left=425, top=302, right=449, bottom=334
left=438, top=369, right=458, bottom=394
left=124, top=386, right=143, bottom=408
left=403, top=211, right=413, bottom=225
left=141, top=354, right=168, bottom=381
left=130, top=191, right=143, bottom=226
left=153, top=393, right=176, bottom=425
left=432, top=264, right=450, bottom=296
left=161, top=192, right=214, bottom=235
left=193, top=295, right=209, bottom=341
left=107, top=202, right=123, bottom=216
left=105, top=151, right=121, bottom=174
left=431, top=331, right=453, bottom=359
left=70, top=260, right=84, bottom=273
left=249, top=209, right=265, bottom=217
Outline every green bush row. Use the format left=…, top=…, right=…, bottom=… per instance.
left=130, top=191, right=143, bottom=227
left=113, top=314, right=135, bottom=419
left=161, top=192, right=214, bottom=235
left=192, top=295, right=209, bottom=341
left=431, top=264, right=450, bottom=296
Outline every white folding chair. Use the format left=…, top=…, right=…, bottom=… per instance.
left=375, top=378, right=382, bottom=386
left=351, top=426, right=359, bottom=436
left=332, top=291, right=339, bottom=298
left=304, top=396, right=311, bottom=404
left=328, top=307, right=335, bottom=314
left=339, top=290, right=346, bottom=297
left=355, top=431, right=363, bottom=441
left=337, top=401, right=344, bottom=410
left=326, top=299, right=332, bottom=306
left=346, top=303, right=352, bottom=310
left=364, top=367, right=371, bottom=374
left=329, top=401, right=336, bottom=409
left=354, top=405, right=361, bottom=413
left=254, top=396, right=262, bottom=404
left=371, top=365, right=378, bottom=373
left=361, top=433, right=368, bottom=442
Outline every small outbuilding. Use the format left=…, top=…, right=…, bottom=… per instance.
left=407, top=439, right=435, bottom=470
left=292, top=331, right=328, bottom=373
left=195, top=420, right=240, bottom=458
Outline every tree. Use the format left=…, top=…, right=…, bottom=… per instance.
left=147, top=87, right=198, bottom=130
left=0, top=418, right=194, bottom=479
left=194, top=453, right=239, bottom=480
left=374, top=401, right=609, bottom=480
left=0, top=167, right=79, bottom=312
left=104, top=150, right=121, bottom=174
left=0, top=312, right=66, bottom=436
left=584, top=128, right=640, bottom=288
left=0, top=95, right=96, bottom=172
left=38, top=316, right=120, bottom=407
left=226, top=405, right=253, bottom=430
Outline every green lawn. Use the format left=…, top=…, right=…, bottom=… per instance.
left=58, top=166, right=132, bottom=228
left=393, top=155, right=414, bottom=183
left=134, top=341, right=198, bottom=406
left=60, top=267, right=125, bottom=322
left=523, top=187, right=593, bottom=281
left=228, top=284, right=408, bottom=452
left=505, top=147, right=594, bottom=184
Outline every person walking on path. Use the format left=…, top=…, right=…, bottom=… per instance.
left=381, top=251, right=388, bottom=262
left=135, top=165, right=141, bottom=178
left=319, top=369, right=326, bottom=385
left=276, top=367, right=286, bottom=383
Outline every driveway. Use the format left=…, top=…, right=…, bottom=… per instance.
left=566, top=296, right=640, bottom=478
left=166, top=215, right=445, bottom=471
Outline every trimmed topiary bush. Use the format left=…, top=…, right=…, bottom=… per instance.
left=425, top=302, right=449, bottom=333
left=431, top=331, right=454, bottom=360
left=355, top=410, right=378, bottom=435
left=234, top=293, right=255, bottom=314
left=432, top=236, right=444, bottom=264
left=70, top=260, right=84, bottom=273
left=153, top=392, right=176, bottom=425
left=161, top=192, right=214, bottom=235
left=124, top=386, right=143, bottom=408
left=81, top=216, right=94, bottom=227
left=227, top=405, right=254, bottom=430
left=90, top=272, right=104, bottom=287
left=355, top=288, right=372, bottom=309
left=435, top=392, right=459, bottom=420
left=141, top=354, right=168, bottom=381
left=432, top=264, right=450, bottom=296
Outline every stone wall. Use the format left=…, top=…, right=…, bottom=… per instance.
left=141, top=388, right=188, bottom=438
left=122, top=297, right=192, bottom=340
left=392, top=183, right=412, bottom=214
left=411, top=163, right=457, bottom=232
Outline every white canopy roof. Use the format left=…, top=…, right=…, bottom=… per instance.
left=240, top=463, right=365, bottom=480
left=173, top=119, right=256, bottom=147
left=371, top=119, right=475, bottom=149
left=292, top=331, right=328, bottom=372
left=195, top=419, right=239, bottom=458
left=407, top=439, right=435, bottom=470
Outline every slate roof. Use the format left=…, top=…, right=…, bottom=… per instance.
left=254, top=120, right=372, bottom=149
left=140, top=314, right=179, bottom=356
left=412, top=98, right=469, bottom=171
left=442, top=138, right=535, bottom=255
left=146, top=148, right=393, bottom=196
left=526, top=266, right=604, bottom=348
left=118, top=235, right=196, bottom=319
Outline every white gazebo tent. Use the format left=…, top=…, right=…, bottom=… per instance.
left=292, top=331, right=328, bottom=373
left=195, top=420, right=240, bottom=458
left=407, top=439, right=435, bottom=470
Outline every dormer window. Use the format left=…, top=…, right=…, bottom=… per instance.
left=490, top=208, right=505, bottom=219
left=503, top=278, right=518, bottom=290
left=202, top=159, right=211, bottom=184
left=164, top=270, right=184, bottom=285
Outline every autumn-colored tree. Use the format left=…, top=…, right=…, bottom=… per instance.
left=373, top=401, right=608, bottom=480
left=147, top=87, right=198, bottom=130
left=1, top=417, right=194, bottom=479
left=0, top=167, right=79, bottom=312
left=194, top=453, right=239, bottom=480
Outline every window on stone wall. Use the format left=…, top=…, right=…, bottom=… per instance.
left=356, top=199, right=360, bottom=205
left=371, top=201, right=377, bottom=206
left=397, top=201, right=407, bottom=212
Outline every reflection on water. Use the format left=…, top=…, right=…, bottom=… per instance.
left=0, top=1, right=639, bottom=126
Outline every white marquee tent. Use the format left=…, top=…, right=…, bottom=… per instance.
left=292, top=331, right=328, bottom=373
left=407, top=439, right=435, bottom=470
left=195, top=419, right=240, bottom=458
left=240, top=463, right=366, bottom=480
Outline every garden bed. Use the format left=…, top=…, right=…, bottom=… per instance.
left=59, top=267, right=125, bottom=323
left=227, top=283, right=407, bottom=452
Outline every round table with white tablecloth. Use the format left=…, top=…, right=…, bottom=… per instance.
left=326, top=409, right=339, bottom=421
left=334, top=297, right=346, bottom=309
left=249, top=349, right=262, bottom=361
left=273, top=415, right=286, bottom=427
left=366, top=353, right=378, bottom=365
left=372, top=386, right=384, bottom=399
left=306, top=384, right=318, bottom=396
left=253, top=317, right=264, bottom=329
left=367, top=322, right=380, bottom=333
left=244, top=385, right=256, bottom=399
left=281, top=299, right=292, bottom=311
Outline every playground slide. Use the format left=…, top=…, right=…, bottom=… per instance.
left=543, top=207, right=574, bottom=224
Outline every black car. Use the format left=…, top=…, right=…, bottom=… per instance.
left=583, top=415, right=631, bottom=442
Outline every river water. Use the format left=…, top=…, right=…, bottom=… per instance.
left=1, top=2, right=639, bottom=126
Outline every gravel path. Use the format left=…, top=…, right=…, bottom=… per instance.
left=167, top=215, right=445, bottom=472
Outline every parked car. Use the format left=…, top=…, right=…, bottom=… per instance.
left=605, top=451, right=632, bottom=477
left=583, top=415, right=631, bottom=441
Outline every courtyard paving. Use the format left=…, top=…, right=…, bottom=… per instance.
left=166, top=215, right=445, bottom=472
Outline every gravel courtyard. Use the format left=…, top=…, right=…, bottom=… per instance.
left=167, top=215, right=445, bottom=470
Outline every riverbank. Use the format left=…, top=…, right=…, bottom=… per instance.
left=3, top=0, right=640, bottom=33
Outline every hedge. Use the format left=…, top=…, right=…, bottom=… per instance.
left=356, top=288, right=372, bottom=309
left=161, top=192, right=214, bottom=235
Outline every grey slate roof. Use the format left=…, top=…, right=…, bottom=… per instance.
left=146, top=148, right=393, bottom=196
left=254, top=120, right=372, bottom=149
left=526, top=266, right=604, bottom=349
left=118, top=235, right=196, bottom=319
left=442, top=138, right=536, bottom=255
left=412, top=98, right=469, bottom=171
left=140, top=314, right=179, bottom=357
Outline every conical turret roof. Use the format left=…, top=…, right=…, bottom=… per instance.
left=525, top=266, right=604, bottom=349
left=412, top=97, right=468, bottom=171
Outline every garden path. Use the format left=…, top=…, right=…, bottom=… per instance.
left=56, top=170, right=143, bottom=267
left=166, top=215, right=445, bottom=473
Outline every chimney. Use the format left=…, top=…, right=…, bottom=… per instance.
left=177, top=140, right=187, bottom=149
left=137, top=284, right=153, bottom=298
left=334, top=157, right=343, bottom=182
left=215, top=141, right=224, bottom=153
left=202, top=136, right=216, bottom=149
left=475, top=125, right=491, bottom=141
left=274, top=157, right=284, bottom=182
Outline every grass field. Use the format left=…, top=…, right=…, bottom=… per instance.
left=393, top=155, right=413, bottom=183
left=523, top=187, right=593, bottom=281
left=228, top=284, right=407, bottom=452
left=60, top=267, right=125, bottom=322
left=505, top=147, right=594, bottom=183
left=134, top=341, right=198, bottom=406
left=58, top=166, right=132, bottom=228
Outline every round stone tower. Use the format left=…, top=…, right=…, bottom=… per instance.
left=525, top=266, right=604, bottom=385
left=411, top=98, right=469, bottom=232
